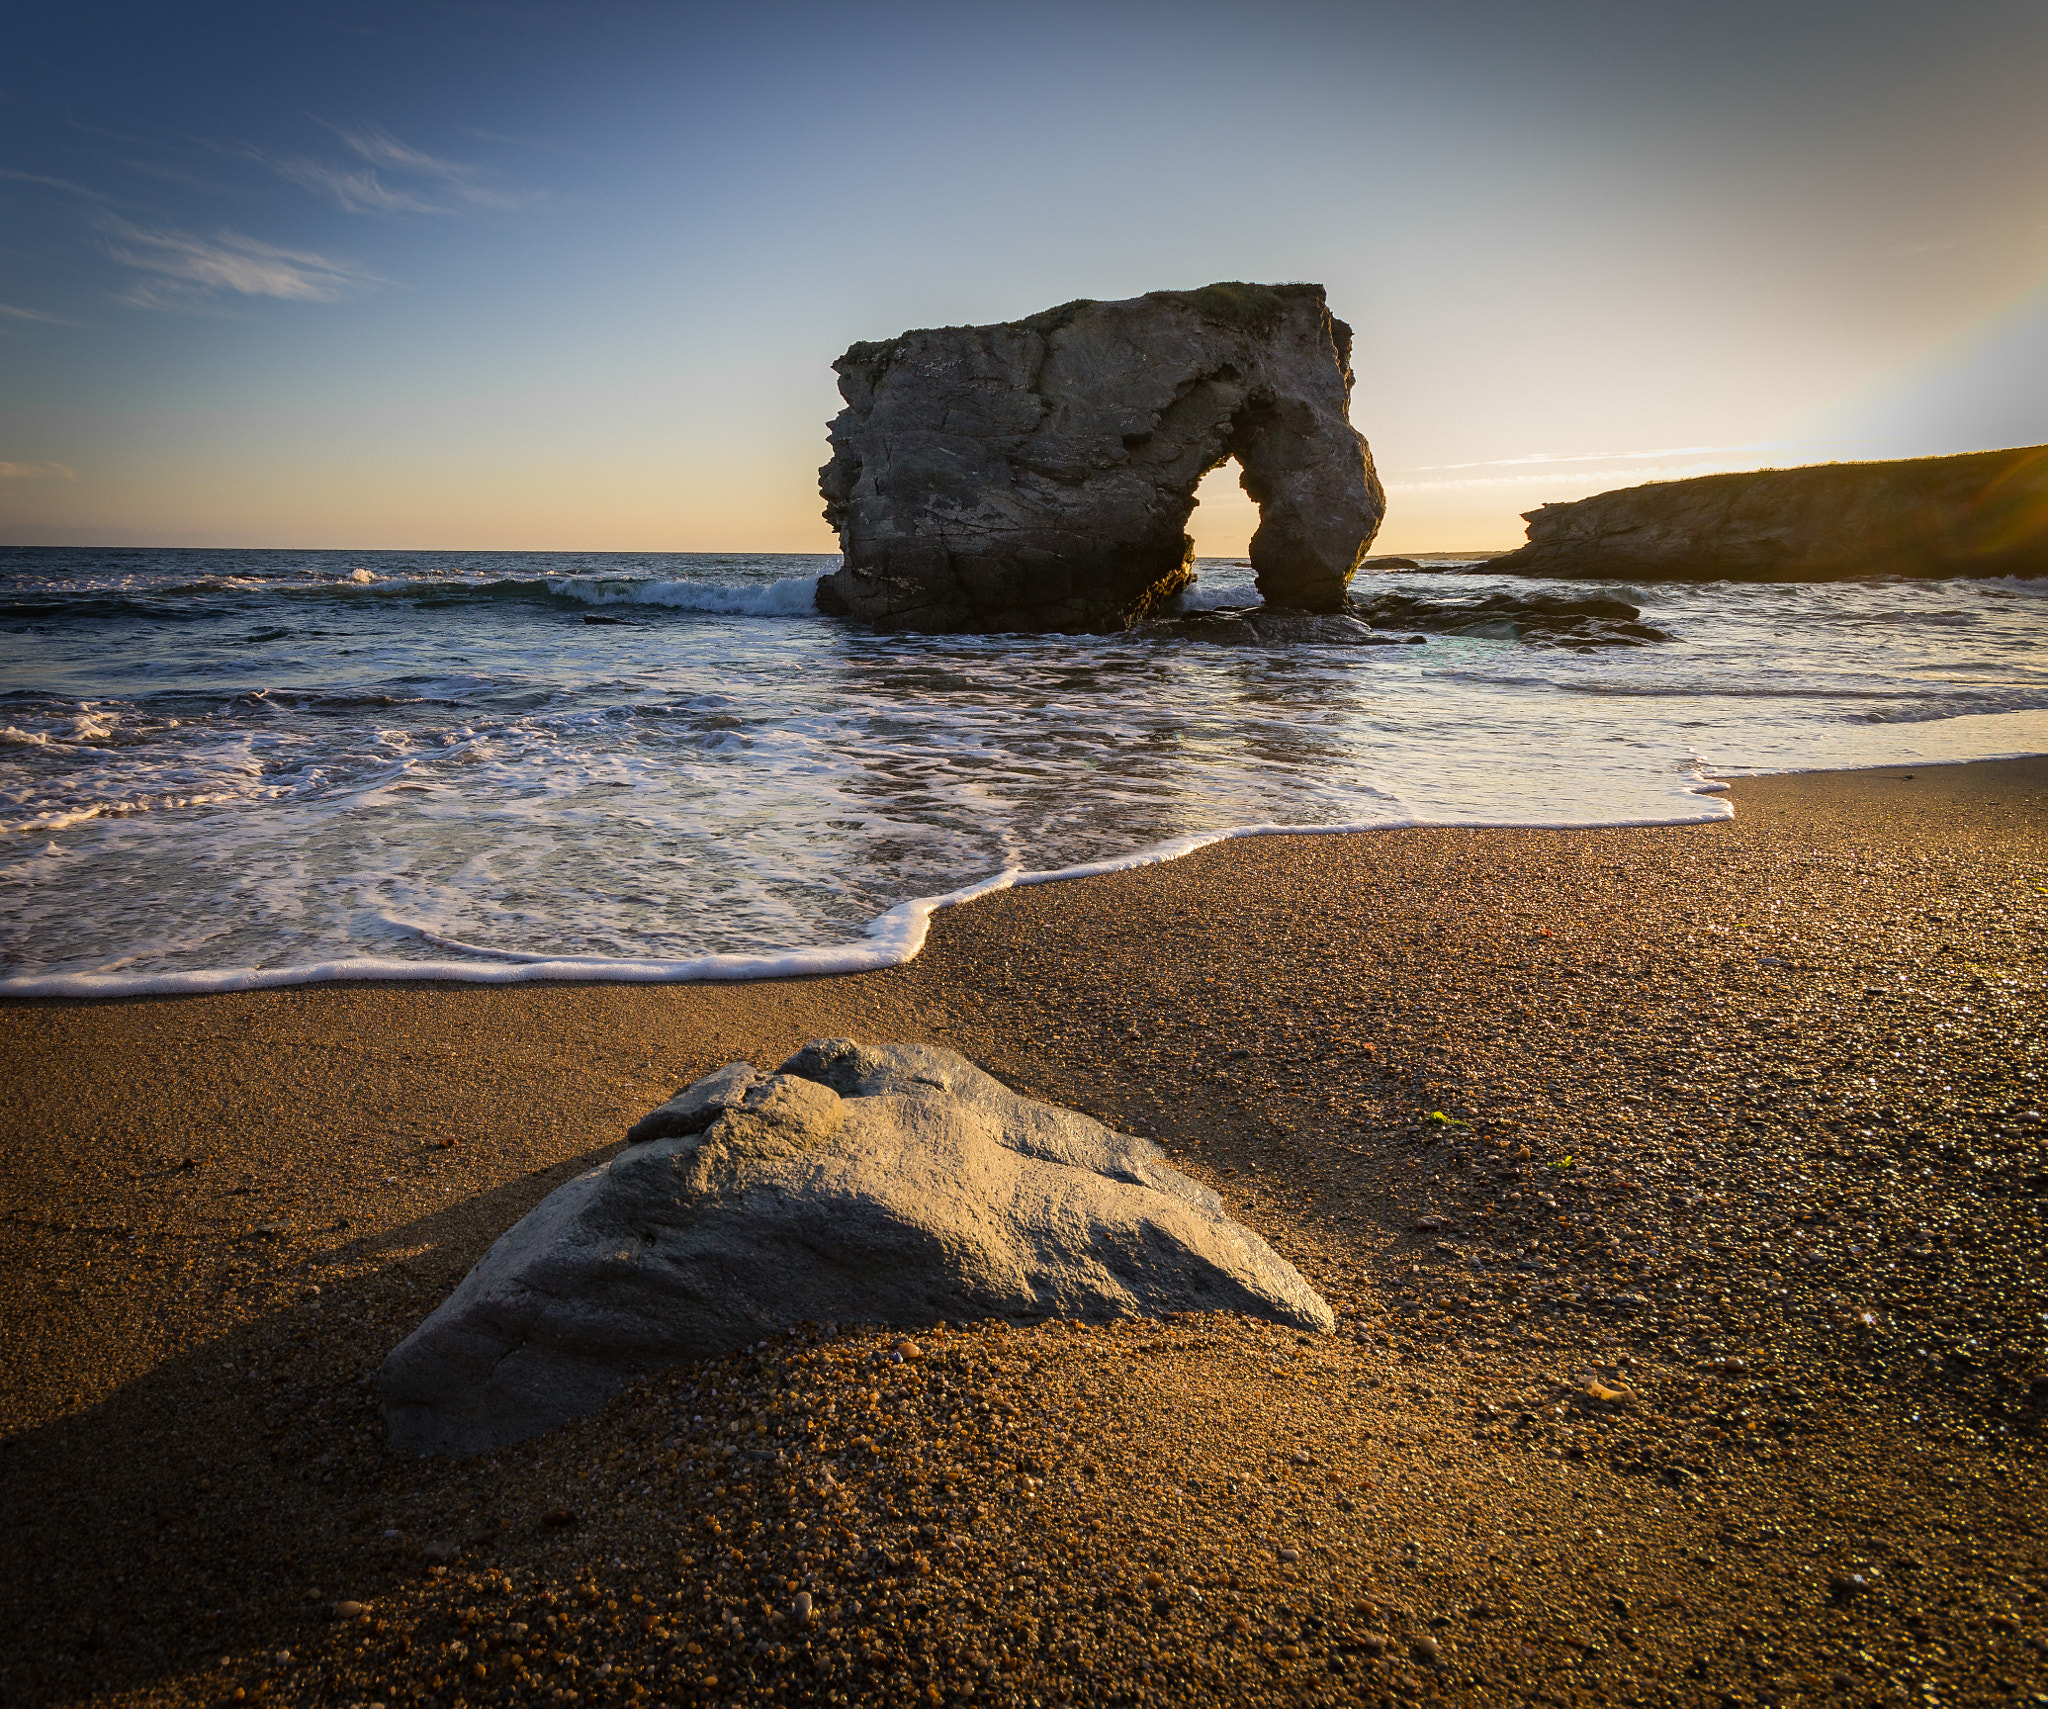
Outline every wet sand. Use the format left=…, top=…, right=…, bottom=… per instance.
left=2, top=757, right=2043, bottom=1707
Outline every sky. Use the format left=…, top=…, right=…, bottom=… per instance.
left=2, top=0, right=2045, bottom=555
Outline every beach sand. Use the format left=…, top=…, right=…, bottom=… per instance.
left=2, top=757, right=2043, bottom=1707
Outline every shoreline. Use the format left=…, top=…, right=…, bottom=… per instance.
left=2, top=756, right=2043, bottom=1708
left=24, top=746, right=2048, bottom=1003
left=4, top=787, right=1744, bottom=1002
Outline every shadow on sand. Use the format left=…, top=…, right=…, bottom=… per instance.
left=0, top=1148, right=622, bottom=1706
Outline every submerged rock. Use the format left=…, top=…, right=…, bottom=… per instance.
left=1487, top=445, right=2048, bottom=582
left=380, top=1041, right=1331, bottom=1452
left=1349, top=589, right=1674, bottom=647
left=816, top=283, right=1384, bottom=632
left=1136, top=589, right=1669, bottom=647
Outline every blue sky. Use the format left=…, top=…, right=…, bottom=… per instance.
left=3, top=0, right=2045, bottom=551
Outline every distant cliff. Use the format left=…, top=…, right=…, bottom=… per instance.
left=1487, top=445, right=2048, bottom=582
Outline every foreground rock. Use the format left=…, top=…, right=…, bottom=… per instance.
left=380, top=1040, right=1331, bottom=1452
left=816, top=283, right=1384, bottom=631
left=1487, top=443, right=2048, bottom=581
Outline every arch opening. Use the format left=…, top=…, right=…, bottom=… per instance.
left=1185, top=457, right=1259, bottom=562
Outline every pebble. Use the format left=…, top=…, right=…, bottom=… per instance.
left=334, top=1602, right=366, bottom=1619
left=793, top=1591, right=813, bottom=1623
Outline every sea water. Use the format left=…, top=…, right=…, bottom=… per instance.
left=2, top=548, right=2043, bottom=996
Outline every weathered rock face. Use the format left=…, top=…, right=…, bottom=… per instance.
left=380, top=1041, right=1331, bottom=1453
left=816, top=283, right=1385, bottom=631
left=1487, top=445, right=2048, bottom=582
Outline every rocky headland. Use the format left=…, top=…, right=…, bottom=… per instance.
left=815, top=283, right=1384, bottom=631
left=1487, top=443, right=2048, bottom=582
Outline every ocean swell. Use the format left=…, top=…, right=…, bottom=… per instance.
left=1, top=567, right=828, bottom=621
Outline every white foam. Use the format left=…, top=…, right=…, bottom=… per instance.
left=1172, top=580, right=1259, bottom=612
left=0, top=700, right=335, bottom=834
left=0, top=789, right=1741, bottom=1000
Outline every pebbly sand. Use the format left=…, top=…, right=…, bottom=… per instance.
left=1, top=757, right=2043, bottom=1708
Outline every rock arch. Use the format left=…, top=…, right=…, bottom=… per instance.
left=815, top=283, right=1386, bottom=632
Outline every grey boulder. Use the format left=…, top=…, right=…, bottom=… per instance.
left=816, top=282, right=1385, bottom=631
left=380, top=1040, right=1331, bottom=1453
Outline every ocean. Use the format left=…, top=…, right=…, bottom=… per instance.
left=3, top=547, right=2044, bottom=998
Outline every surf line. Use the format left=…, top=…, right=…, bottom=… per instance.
left=0, top=795, right=1735, bottom=1001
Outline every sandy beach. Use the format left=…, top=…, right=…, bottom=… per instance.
left=3, top=757, right=2043, bottom=1708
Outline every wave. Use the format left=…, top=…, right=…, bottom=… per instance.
left=554, top=574, right=823, bottom=616
left=1, top=572, right=828, bottom=623
left=13, top=561, right=2043, bottom=628
left=280, top=570, right=828, bottom=617
left=1171, top=581, right=1260, bottom=612
left=0, top=595, right=233, bottom=623
left=0, top=795, right=1742, bottom=1001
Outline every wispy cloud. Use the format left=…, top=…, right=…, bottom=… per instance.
left=120, top=156, right=253, bottom=196
left=0, top=302, right=82, bottom=326
left=0, top=461, right=78, bottom=481
left=96, top=215, right=378, bottom=308
left=0, top=166, right=115, bottom=204
left=334, top=121, right=530, bottom=209
left=265, top=122, right=529, bottom=214
left=272, top=156, right=446, bottom=213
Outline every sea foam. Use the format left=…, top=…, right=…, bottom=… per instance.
left=2, top=547, right=2043, bottom=998
left=0, top=799, right=1744, bottom=1000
